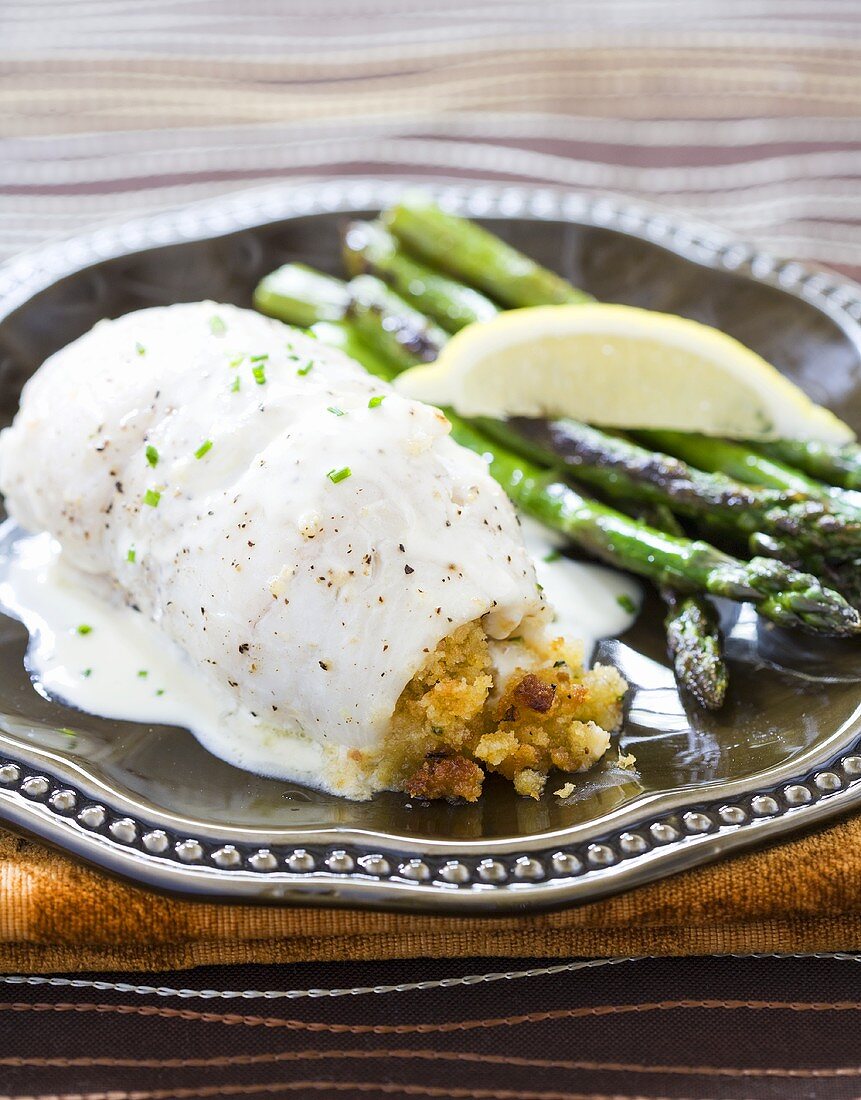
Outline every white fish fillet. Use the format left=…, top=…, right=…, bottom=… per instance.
left=0, top=303, right=554, bottom=796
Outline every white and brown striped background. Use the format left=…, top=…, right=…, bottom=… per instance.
left=2, top=0, right=861, bottom=276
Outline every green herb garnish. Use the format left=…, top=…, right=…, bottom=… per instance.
left=155, top=688, right=165, bottom=697
left=327, top=466, right=352, bottom=484
left=76, top=624, right=92, bottom=636
left=135, top=342, right=146, bottom=356
left=209, top=315, right=227, bottom=336
left=126, top=547, right=136, bottom=563
left=327, top=406, right=345, bottom=417
left=194, top=439, right=213, bottom=459
left=368, top=395, right=385, bottom=409
left=297, top=361, right=313, bottom=376
left=230, top=376, right=241, bottom=393
left=137, top=669, right=148, bottom=679
left=229, top=355, right=244, bottom=368
left=145, top=445, right=159, bottom=468
left=616, top=593, right=637, bottom=614
left=252, top=364, right=267, bottom=386
left=543, top=549, right=561, bottom=563
left=143, top=488, right=161, bottom=508
left=249, top=353, right=268, bottom=362
left=82, top=668, right=92, bottom=678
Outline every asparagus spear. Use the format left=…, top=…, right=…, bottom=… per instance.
left=254, top=262, right=351, bottom=328
left=479, top=417, right=861, bottom=562
left=384, top=199, right=593, bottom=308
left=663, top=592, right=728, bottom=710
left=634, top=429, right=829, bottom=496
left=749, top=531, right=861, bottom=611
left=254, top=263, right=861, bottom=637
left=625, top=502, right=728, bottom=710
left=446, top=423, right=860, bottom=637
left=752, top=438, right=861, bottom=492
left=342, top=220, right=498, bottom=332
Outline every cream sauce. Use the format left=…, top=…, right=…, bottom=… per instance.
left=0, top=523, right=326, bottom=785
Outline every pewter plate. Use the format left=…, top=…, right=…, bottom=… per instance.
left=1, top=177, right=860, bottom=912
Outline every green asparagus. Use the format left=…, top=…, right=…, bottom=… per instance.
left=479, top=417, right=861, bottom=562
left=752, top=438, right=861, bottom=492
left=254, top=262, right=351, bottom=329
left=634, top=430, right=829, bottom=496
left=663, top=592, right=729, bottom=710
left=254, top=263, right=861, bottom=637
left=342, top=220, right=498, bottom=332
left=626, top=502, right=728, bottom=710
left=384, top=199, right=593, bottom=308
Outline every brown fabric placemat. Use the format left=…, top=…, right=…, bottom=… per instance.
left=1, top=812, right=858, bottom=973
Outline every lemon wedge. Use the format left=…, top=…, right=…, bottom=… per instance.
left=395, top=304, right=854, bottom=443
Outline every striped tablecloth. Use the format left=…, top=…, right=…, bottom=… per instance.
left=4, top=2, right=861, bottom=1097
left=4, top=0, right=861, bottom=276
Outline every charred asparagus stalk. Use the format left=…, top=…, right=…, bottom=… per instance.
left=630, top=503, right=728, bottom=711
left=479, top=417, right=861, bottom=563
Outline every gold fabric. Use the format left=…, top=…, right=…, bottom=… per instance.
left=1, top=814, right=857, bottom=972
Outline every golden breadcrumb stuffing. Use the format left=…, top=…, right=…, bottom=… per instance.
left=378, top=621, right=627, bottom=802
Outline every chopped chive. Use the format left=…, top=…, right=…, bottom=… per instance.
left=368, top=395, right=385, bottom=409
left=194, top=439, right=213, bottom=459
left=297, top=361, right=313, bottom=376
left=230, top=376, right=241, bottom=393
left=536, top=582, right=544, bottom=592
left=327, top=406, right=345, bottom=417
left=135, top=342, right=146, bottom=356
left=127, top=547, right=136, bottom=563
left=145, top=445, right=159, bottom=468
left=252, top=364, right=267, bottom=385
left=228, top=354, right=244, bottom=368
left=82, top=668, right=92, bottom=678
left=326, top=466, right=352, bottom=484
left=209, top=315, right=227, bottom=336
left=249, top=353, right=269, bottom=363
left=137, top=669, right=148, bottom=678
left=155, top=688, right=165, bottom=696
left=59, top=727, right=77, bottom=741
left=76, top=624, right=92, bottom=636
left=616, top=593, right=637, bottom=614
left=143, top=488, right=161, bottom=508
left=542, top=549, right=561, bottom=563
